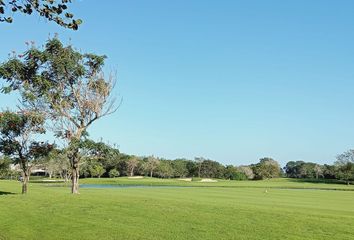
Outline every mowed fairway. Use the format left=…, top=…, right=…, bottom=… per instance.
left=0, top=179, right=354, bottom=240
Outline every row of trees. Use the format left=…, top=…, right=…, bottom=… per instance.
left=284, top=150, right=354, bottom=184
left=1, top=138, right=354, bottom=184
left=47, top=150, right=354, bottom=184
left=0, top=145, right=281, bottom=181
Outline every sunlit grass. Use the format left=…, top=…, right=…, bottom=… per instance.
left=1, top=178, right=354, bottom=240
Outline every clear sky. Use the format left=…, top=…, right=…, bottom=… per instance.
left=1, top=0, right=354, bottom=166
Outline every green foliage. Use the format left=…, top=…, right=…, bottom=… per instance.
left=0, top=111, right=51, bottom=161
left=0, top=37, right=110, bottom=139
left=156, top=160, right=173, bottom=178
left=224, top=165, right=247, bottom=180
left=143, top=156, right=160, bottom=177
left=171, top=159, right=189, bottom=178
left=252, top=157, right=281, bottom=180
left=89, top=163, right=105, bottom=178
left=0, top=110, right=52, bottom=193
left=335, top=150, right=354, bottom=184
left=186, top=160, right=198, bottom=177
left=0, top=0, right=81, bottom=30
left=1, top=38, right=116, bottom=193
left=200, top=159, right=224, bottom=178
left=0, top=156, right=11, bottom=178
left=108, top=168, right=119, bottom=178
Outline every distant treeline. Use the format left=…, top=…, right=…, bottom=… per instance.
left=1, top=140, right=353, bottom=184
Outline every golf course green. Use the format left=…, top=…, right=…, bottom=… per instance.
left=0, top=178, right=354, bottom=240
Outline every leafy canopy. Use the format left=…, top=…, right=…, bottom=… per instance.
left=0, top=38, right=114, bottom=141
left=0, top=0, right=81, bottom=30
left=0, top=111, right=52, bottom=161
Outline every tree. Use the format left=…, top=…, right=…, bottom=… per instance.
left=156, top=160, right=173, bottom=178
left=238, top=166, right=254, bottom=180
left=194, top=157, right=204, bottom=178
left=171, top=159, right=189, bottom=178
left=252, top=157, right=281, bottom=180
left=284, top=161, right=305, bottom=178
left=108, top=168, right=119, bottom=178
left=186, top=160, right=198, bottom=177
left=127, top=157, right=139, bottom=177
left=284, top=161, right=325, bottom=179
left=0, top=0, right=81, bottom=30
left=0, top=38, right=118, bottom=194
left=81, top=139, right=120, bottom=177
left=323, top=164, right=336, bottom=179
left=0, top=111, right=52, bottom=193
left=144, top=156, right=160, bottom=177
left=42, top=156, right=57, bottom=178
left=42, top=148, right=71, bottom=181
left=200, top=159, right=224, bottom=178
left=224, top=165, right=247, bottom=180
left=335, top=150, right=354, bottom=185
left=89, top=163, right=105, bottom=178
left=313, top=164, right=323, bottom=179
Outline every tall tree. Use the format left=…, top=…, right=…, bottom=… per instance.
left=0, top=110, right=52, bottom=193
left=144, top=156, right=160, bottom=177
left=313, top=164, right=323, bottom=179
left=200, top=159, right=224, bottom=178
left=194, top=157, right=205, bottom=178
left=284, top=161, right=305, bottom=178
left=127, top=157, right=139, bottom=177
left=335, top=150, right=354, bottom=185
left=156, top=160, right=173, bottom=178
left=252, top=157, right=281, bottom=180
left=238, top=166, right=254, bottom=180
left=171, top=159, right=189, bottom=178
left=0, top=38, right=118, bottom=194
left=0, top=0, right=81, bottom=30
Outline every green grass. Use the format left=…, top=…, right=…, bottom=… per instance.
left=78, top=177, right=354, bottom=190
left=1, top=178, right=354, bottom=240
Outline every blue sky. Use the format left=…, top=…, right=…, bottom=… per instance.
left=1, top=0, right=354, bottom=166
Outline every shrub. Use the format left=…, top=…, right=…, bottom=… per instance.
left=109, top=169, right=120, bottom=178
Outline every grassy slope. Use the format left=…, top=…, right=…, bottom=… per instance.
left=0, top=179, right=354, bottom=240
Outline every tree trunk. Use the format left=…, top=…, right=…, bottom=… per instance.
left=20, top=158, right=30, bottom=194
left=22, top=170, right=30, bottom=194
left=150, top=170, right=153, bottom=178
left=198, top=163, right=201, bottom=178
left=71, top=165, right=79, bottom=194
left=68, top=141, right=81, bottom=194
left=130, top=168, right=134, bottom=177
left=70, top=150, right=80, bottom=194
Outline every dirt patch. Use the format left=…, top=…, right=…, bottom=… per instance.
left=128, top=176, right=144, bottom=179
left=178, top=178, right=192, bottom=182
left=200, top=178, right=218, bottom=182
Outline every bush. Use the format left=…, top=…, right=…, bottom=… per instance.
left=109, top=169, right=120, bottom=178
left=232, top=172, right=248, bottom=180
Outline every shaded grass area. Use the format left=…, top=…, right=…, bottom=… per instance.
left=1, top=179, right=354, bottom=239
left=0, top=190, right=15, bottom=195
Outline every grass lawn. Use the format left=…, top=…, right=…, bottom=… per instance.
left=0, top=178, right=354, bottom=240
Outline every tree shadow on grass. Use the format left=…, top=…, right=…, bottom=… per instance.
left=0, top=191, right=16, bottom=196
